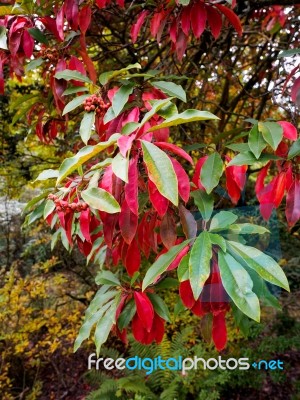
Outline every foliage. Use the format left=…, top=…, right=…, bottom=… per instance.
left=1, top=0, right=300, bottom=375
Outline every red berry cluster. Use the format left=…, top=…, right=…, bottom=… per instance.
left=83, top=95, right=110, bottom=116
left=48, top=194, right=88, bottom=212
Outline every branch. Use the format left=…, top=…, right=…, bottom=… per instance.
left=249, top=0, right=300, bottom=8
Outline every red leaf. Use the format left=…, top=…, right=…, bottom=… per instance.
left=125, top=157, right=139, bottom=215
left=225, top=163, right=247, bottom=204
left=191, top=1, right=207, bottom=38
left=255, top=162, right=270, bottom=196
left=79, top=5, right=92, bottom=35
left=179, top=280, right=196, bottom=309
left=277, top=121, right=298, bottom=141
left=167, top=244, right=190, bottom=271
left=215, top=4, right=243, bottom=36
left=79, top=208, right=91, bottom=242
left=160, top=212, right=177, bottom=250
left=212, top=311, right=227, bottom=351
left=68, top=55, right=86, bottom=86
left=153, top=313, right=165, bottom=344
left=131, top=10, right=149, bottom=43
left=192, top=156, right=208, bottom=191
left=78, top=44, right=97, bottom=84
left=117, top=134, right=135, bottom=157
left=119, top=199, right=138, bottom=244
left=285, top=179, right=300, bottom=227
left=169, top=157, right=190, bottom=203
left=285, top=166, right=293, bottom=191
left=133, top=292, right=154, bottom=332
left=206, top=6, right=222, bottom=39
left=100, top=212, right=118, bottom=248
left=150, top=11, right=167, bottom=39
left=22, top=29, right=34, bottom=58
left=64, top=0, right=79, bottom=30
left=56, top=5, right=64, bottom=41
left=180, top=5, right=192, bottom=36
left=272, top=172, right=286, bottom=208
left=148, top=179, right=169, bottom=217
left=179, top=204, right=197, bottom=239
left=175, top=29, right=188, bottom=61
left=155, top=142, right=193, bottom=164
left=291, top=76, right=300, bottom=105
left=125, top=238, right=141, bottom=276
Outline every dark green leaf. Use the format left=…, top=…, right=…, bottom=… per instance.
left=189, top=231, right=212, bottom=300
left=226, top=240, right=290, bottom=292
left=81, top=187, right=120, bottom=213
left=258, top=121, right=283, bottom=151
left=200, top=153, right=223, bottom=194
left=218, top=251, right=260, bottom=322
left=147, top=293, right=171, bottom=322
left=191, top=190, right=214, bottom=221
left=55, top=69, right=92, bottom=84
left=209, top=211, right=238, bottom=231
left=151, top=81, right=186, bottom=102
left=287, top=138, right=300, bottom=159
left=142, top=240, right=191, bottom=291
left=141, top=140, right=178, bottom=205
left=248, top=124, right=267, bottom=159
left=112, top=83, right=134, bottom=116
left=117, top=299, right=136, bottom=331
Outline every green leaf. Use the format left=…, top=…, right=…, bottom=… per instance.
left=248, top=124, right=267, bottom=159
left=287, top=138, right=300, bottom=159
left=151, top=81, right=186, bottom=102
left=227, top=151, right=280, bottom=166
left=55, top=69, right=92, bottom=84
left=112, top=83, right=134, bottom=117
left=177, top=254, right=190, bottom=282
left=23, top=191, right=51, bottom=214
left=209, top=211, right=238, bottom=231
left=226, top=240, right=290, bottom=292
left=189, top=231, right=212, bottom=300
left=155, top=277, right=178, bottom=289
left=27, top=201, right=46, bottom=225
left=0, top=25, right=7, bottom=49
left=80, top=112, right=95, bottom=145
left=142, top=240, right=191, bottom=291
left=226, top=223, right=269, bottom=235
left=121, top=122, right=140, bottom=135
left=43, top=200, right=55, bottom=219
left=87, top=237, right=104, bottom=264
left=112, top=153, right=129, bottom=183
left=99, top=63, right=141, bottom=85
left=63, top=86, right=89, bottom=96
left=157, top=102, right=178, bottom=119
left=25, top=58, right=44, bottom=72
left=147, top=110, right=219, bottom=131
left=81, top=187, right=120, bottom=213
left=200, top=153, right=223, bottom=194
left=35, top=169, right=59, bottom=181
left=56, top=133, right=120, bottom=184
left=117, top=299, right=136, bottom=331
left=27, top=27, right=49, bottom=45
left=278, top=48, right=300, bottom=58
left=191, top=190, right=214, bottom=221
left=208, top=233, right=226, bottom=252
left=258, top=121, right=283, bottom=151
left=218, top=251, right=260, bottom=322
left=245, top=267, right=281, bottom=310
left=94, top=297, right=119, bottom=356
left=147, top=293, right=171, bottom=322
left=74, top=296, right=115, bottom=352
left=226, top=143, right=250, bottom=153
left=95, top=270, right=120, bottom=286
left=141, top=140, right=178, bottom=205
left=62, top=94, right=89, bottom=116
left=139, top=98, right=173, bottom=127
